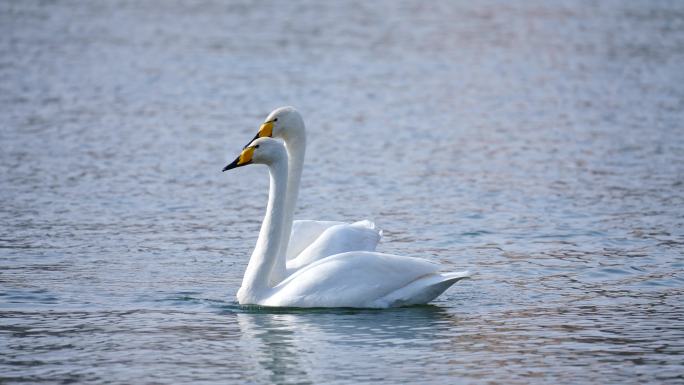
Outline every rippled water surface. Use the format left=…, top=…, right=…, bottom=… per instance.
left=2, top=1, right=684, bottom=383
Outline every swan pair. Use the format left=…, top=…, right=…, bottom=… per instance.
left=223, top=107, right=470, bottom=308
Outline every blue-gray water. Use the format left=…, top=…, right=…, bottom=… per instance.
left=1, top=1, right=683, bottom=384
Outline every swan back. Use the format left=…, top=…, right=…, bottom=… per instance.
left=287, top=221, right=381, bottom=270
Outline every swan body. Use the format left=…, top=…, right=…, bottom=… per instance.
left=223, top=137, right=470, bottom=308
left=265, top=252, right=470, bottom=308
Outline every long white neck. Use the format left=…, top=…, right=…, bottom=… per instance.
left=268, top=126, right=306, bottom=285
left=237, top=156, right=288, bottom=303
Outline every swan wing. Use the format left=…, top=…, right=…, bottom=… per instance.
left=286, top=221, right=382, bottom=271
left=286, top=220, right=343, bottom=260
left=286, top=220, right=381, bottom=261
left=264, top=252, right=463, bottom=308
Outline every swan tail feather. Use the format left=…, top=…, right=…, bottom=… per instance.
left=351, top=219, right=382, bottom=243
left=374, top=271, right=471, bottom=308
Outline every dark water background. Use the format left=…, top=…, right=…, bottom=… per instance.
left=1, top=1, right=683, bottom=383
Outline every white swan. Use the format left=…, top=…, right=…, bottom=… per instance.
left=244, top=107, right=381, bottom=285
left=223, top=137, right=470, bottom=308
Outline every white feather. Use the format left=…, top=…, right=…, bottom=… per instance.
left=231, top=110, right=470, bottom=308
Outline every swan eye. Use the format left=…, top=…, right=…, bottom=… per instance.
left=255, top=145, right=260, bottom=149
left=273, top=118, right=278, bottom=122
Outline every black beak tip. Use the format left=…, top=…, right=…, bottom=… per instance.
left=243, top=132, right=262, bottom=150
left=222, top=158, right=240, bottom=172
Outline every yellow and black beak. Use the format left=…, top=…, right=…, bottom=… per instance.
left=222, top=146, right=255, bottom=172
left=243, top=120, right=274, bottom=149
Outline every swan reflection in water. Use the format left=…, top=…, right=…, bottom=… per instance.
left=236, top=306, right=460, bottom=384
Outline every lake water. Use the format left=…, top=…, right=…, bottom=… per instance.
left=1, top=0, right=683, bottom=383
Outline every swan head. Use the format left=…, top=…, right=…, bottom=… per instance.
left=223, top=137, right=287, bottom=171
left=244, top=106, right=305, bottom=148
